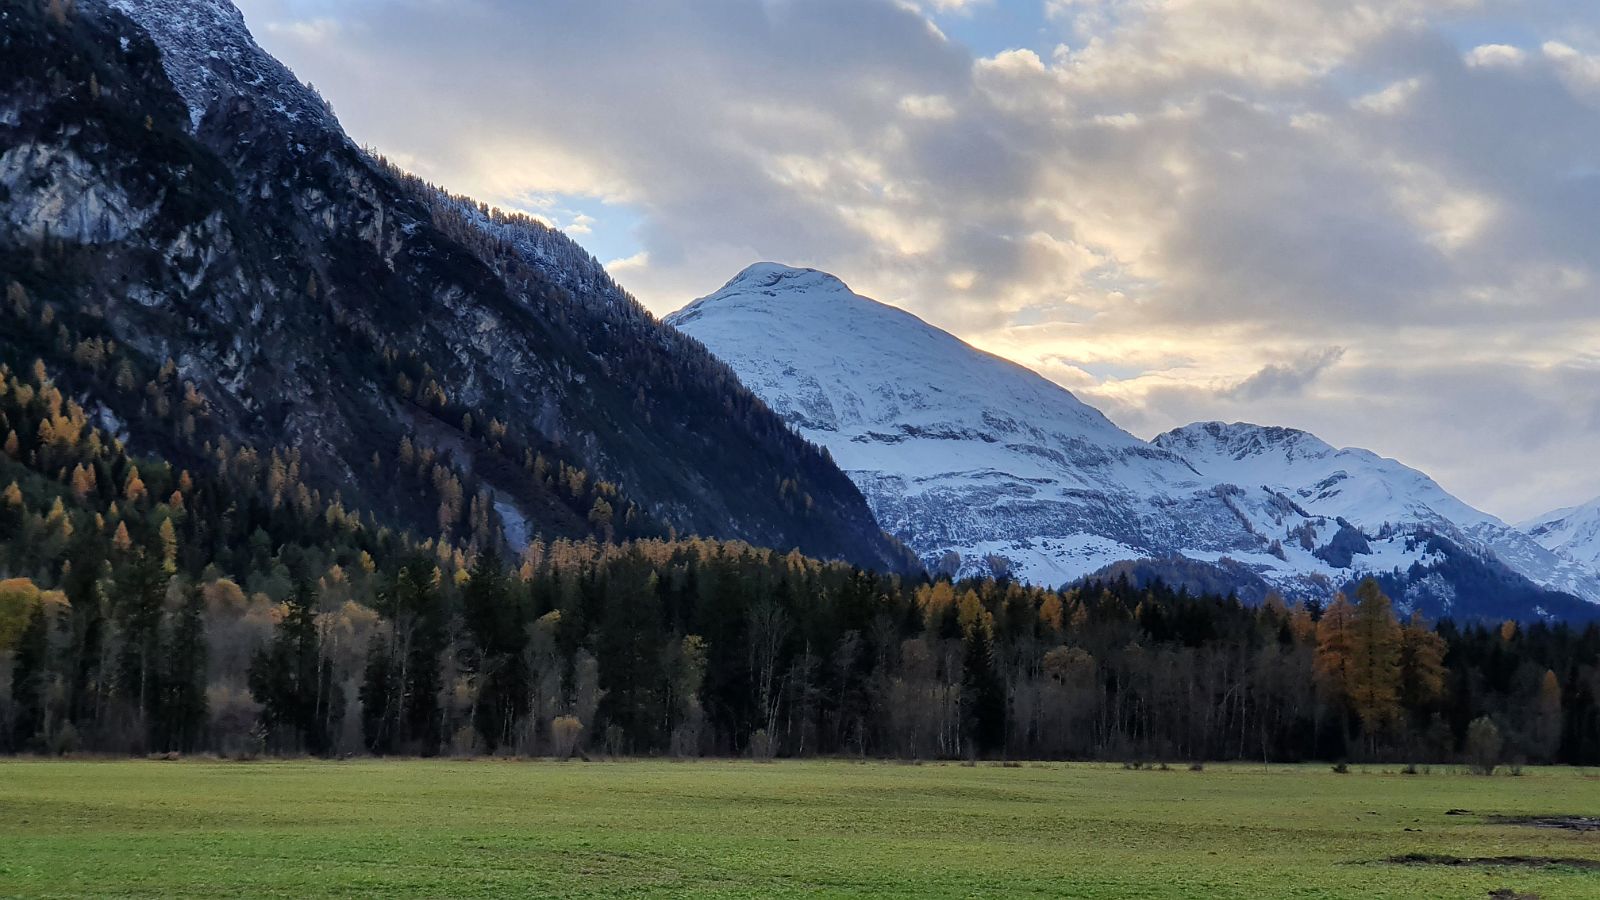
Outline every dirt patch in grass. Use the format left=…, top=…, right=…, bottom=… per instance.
left=1386, top=854, right=1600, bottom=871
left=1487, top=815, right=1600, bottom=833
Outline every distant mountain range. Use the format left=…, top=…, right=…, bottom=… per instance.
left=669, top=264, right=1600, bottom=621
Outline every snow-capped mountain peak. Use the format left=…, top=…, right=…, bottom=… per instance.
left=667, top=263, right=1246, bottom=582
left=1154, top=421, right=1600, bottom=607
left=667, top=262, right=1154, bottom=458
left=1154, top=421, right=1491, bottom=533
left=671, top=264, right=1600, bottom=620
left=716, top=262, right=851, bottom=298
left=1158, top=421, right=1333, bottom=464
left=1522, top=497, right=1600, bottom=570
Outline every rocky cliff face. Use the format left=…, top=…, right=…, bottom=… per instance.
left=0, top=0, right=910, bottom=570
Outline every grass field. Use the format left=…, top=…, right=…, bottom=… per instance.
left=1, top=759, right=1597, bottom=898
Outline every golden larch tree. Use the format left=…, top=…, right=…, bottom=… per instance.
left=158, top=518, right=178, bottom=571
left=70, top=463, right=95, bottom=501
left=123, top=465, right=146, bottom=503
left=1532, top=669, right=1563, bottom=762
left=1314, top=592, right=1356, bottom=705
left=1347, top=579, right=1403, bottom=740
left=111, top=521, right=132, bottom=553
left=1399, top=612, right=1447, bottom=709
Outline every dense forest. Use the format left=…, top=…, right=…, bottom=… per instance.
left=3, top=355, right=1599, bottom=766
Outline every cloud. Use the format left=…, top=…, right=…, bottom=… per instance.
left=565, top=213, right=595, bottom=236
left=1543, top=41, right=1600, bottom=98
left=1466, top=43, right=1526, bottom=68
left=898, top=93, right=957, bottom=119
left=260, top=11, right=339, bottom=45
left=605, top=251, right=651, bottom=274
left=235, top=0, right=1600, bottom=520
left=1354, top=78, right=1423, bottom=114
left=921, top=0, right=991, bottom=12
left=1225, top=348, right=1347, bottom=400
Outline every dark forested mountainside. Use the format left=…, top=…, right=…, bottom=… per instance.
left=1089, top=548, right=1600, bottom=625
left=0, top=0, right=910, bottom=571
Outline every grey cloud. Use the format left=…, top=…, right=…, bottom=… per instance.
left=1086, top=356, right=1600, bottom=522
left=1225, top=347, right=1346, bottom=400
left=236, top=0, right=1600, bottom=519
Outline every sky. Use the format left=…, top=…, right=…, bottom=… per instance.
left=232, top=0, right=1600, bottom=523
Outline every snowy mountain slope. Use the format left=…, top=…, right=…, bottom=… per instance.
left=1522, top=497, right=1600, bottom=569
left=668, top=264, right=1268, bottom=582
left=670, top=264, right=1187, bottom=487
left=1154, top=423, right=1486, bottom=532
left=669, top=264, right=1600, bottom=619
left=1156, top=423, right=1600, bottom=606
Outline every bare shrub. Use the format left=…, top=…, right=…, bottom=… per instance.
left=49, top=721, right=79, bottom=756
left=208, top=685, right=262, bottom=758
left=1466, top=717, right=1503, bottom=776
left=513, top=717, right=541, bottom=758
left=450, top=725, right=478, bottom=757
left=551, top=715, right=583, bottom=760
left=670, top=721, right=701, bottom=758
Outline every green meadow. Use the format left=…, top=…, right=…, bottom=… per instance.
left=1, top=759, right=1596, bottom=898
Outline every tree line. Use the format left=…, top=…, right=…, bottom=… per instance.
left=2, top=353, right=1599, bottom=765
left=5, top=522, right=1599, bottom=766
